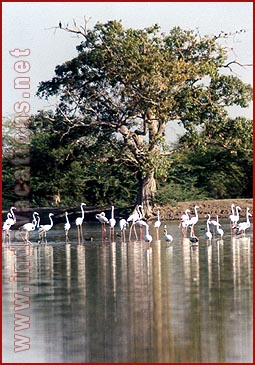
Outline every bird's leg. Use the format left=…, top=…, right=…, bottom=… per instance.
left=77, top=226, right=81, bottom=244
left=80, top=225, right=84, bottom=243
left=102, top=223, right=106, bottom=240
left=139, top=226, right=143, bottom=241
left=133, top=224, right=138, bottom=241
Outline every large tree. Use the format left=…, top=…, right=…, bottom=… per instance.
left=37, top=20, right=252, bottom=217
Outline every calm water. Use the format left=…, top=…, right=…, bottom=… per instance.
left=2, top=220, right=253, bottom=363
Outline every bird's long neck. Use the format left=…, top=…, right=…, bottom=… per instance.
left=236, top=207, right=240, bottom=218
left=207, top=216, right=210, bottom=231
left=66, top=214, right=70, bottom=224
left=231, top=205, right=235, bottom=215
left=157, top=210, right=160, bottom=220
left=49, top=215, right=53, bottom=227
left=36, top=215, right=40, bottom=228
left=111, top=206, right=114, bottom=219
left=137, top=205, right=143, bottom=219
left=32, top=213, right=37, bottom=226
left=246, top=210, right=250, bottom=223
left=81, top=205, right=85, bottom=220
left=216, top=216, right=220, bottom=229
left=10, top=207, right=16, bottom=222
left=194, top=207, right=198, bottom=218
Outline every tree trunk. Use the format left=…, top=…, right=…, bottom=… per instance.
left=136, top=171, right=157, bottom=218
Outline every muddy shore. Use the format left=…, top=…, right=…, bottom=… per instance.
left=3, top=198, right=252, bottom=226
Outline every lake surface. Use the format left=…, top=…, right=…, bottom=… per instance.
left=2, top=220, right=253, bottom=363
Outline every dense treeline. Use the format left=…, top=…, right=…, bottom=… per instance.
left=2, top=114, right=252, bottom=210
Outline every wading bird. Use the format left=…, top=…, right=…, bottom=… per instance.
left=143, top=223, right=152, bottom=243
left=127, top=205, right=144, bottom=240
left=64, top=212, right=71, bottom=241
left=109, top=205, right=116, bottom=237
left=230, top=205, right=241, bottom=230
left=216, top=215, right=224, bottom=238
left=20, top=211, right=39, bottom=243
left=163, top=225, right=173, bottom=243
left=179, top=209, right=190, bottom=237
left=154, top=210, right=161, bottom=239
left=205, top=214, right=212, bottom=242
left=2, top=207, right=17, bottom=243
left=237, top=208, right=252, bottom=235
left=96, top=211, right=109, bottom=238
left=119, top=218, right=128, bottom=241
left=187, top=206, right=199, bottom=236
left=38, top=213, right=54, bottom=241
left=76, top=203, right=86, bottom=240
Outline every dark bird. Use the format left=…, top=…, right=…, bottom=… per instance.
left=59, top=21, right=62, bottom=29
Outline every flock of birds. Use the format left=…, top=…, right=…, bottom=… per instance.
left=2, top=202, right=252, bottom=245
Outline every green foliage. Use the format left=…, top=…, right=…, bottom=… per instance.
left=2, top=22, right=252, bottom=210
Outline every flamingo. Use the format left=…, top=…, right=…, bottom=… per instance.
left=119, top=218, right=128, bottom=241
left=75, top=203, right=86, bottom=241
left=187, top=205, right=199, bottom=236
left=154, top=210, right=161, bottom=229
left=2, top=207, right=17, bottom=243
left=230, top=205, right=241, bottom=229
left=127, top=205, right=143, bottom=240
left=179, top=209, right=190, bottom=237
left=237, top=208, right=252, bottom=235
left=20, top=211, right=39, bottom=242
left=143, top=223, right=152, bottom=243
left=163, top=225, right=173, bottom=242
left=228, top=203, right=236, bottom=228
left=109, top=205, right=116, bottom=237
left=205, top=214, right=212, bottom=242
left=64, top=212, right=71, bottom=241
left=96, top=211, right=109, bottom=238
left=216, top=215, right=224, bottom=238
left=154, top=210, right=161, bottom=239
left=38, top=213, right=54, bottom=241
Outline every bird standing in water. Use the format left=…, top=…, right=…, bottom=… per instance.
left=38, top=213, right=54, bottom=242
left=64, top=212, right=71, bottom=242
left=109, top=205, right=116, bottom=239
left=154, top=210, right=161, bottom=239
left=76, top=203, right=86, bottom=242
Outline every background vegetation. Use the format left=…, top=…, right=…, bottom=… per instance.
left=2, top=21, right=253, bottom=211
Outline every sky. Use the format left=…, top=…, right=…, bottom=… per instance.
left=2, top=1, right=253, bottom=140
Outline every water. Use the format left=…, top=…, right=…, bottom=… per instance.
left=2, top=220, right=253, bottom=363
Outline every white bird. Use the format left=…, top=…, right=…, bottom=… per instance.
left=20, top=211, right=39, bottom=242
left=163, top=225, right=173, bottom=242
left=109, top=205, right=116, bottom=231
left=154, top=210, right=161, bottom=229
left=228, top=203, right=236, bottom=227
left=179, top=209, right=190, bottom=237
left=38, top=213, right=54, bottom=241
left=2, top=207, right=17, bottom=242
left=187, top=205, right=199, bottom=236
left=96, top=211, right=109, bottom=224
left=127, top=205, right=143, bottom=240
left=64, top=212, right=71, bottom=240
left=119, top=218, right=128, bottom=241
left=230, top=205, right=241, bottom=229
left=75, top=203, right=86, bottom=227
left=143, top=223, right=152, bottom=243
left=96, top=211, right=109, bottom=238
left=237, top=208, right=252, bottom=235
left=76, top=203, right=86, bottom=241
left=205, top=214, right=212, bottom=241
left=216, top=215, right=224, bottom=238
